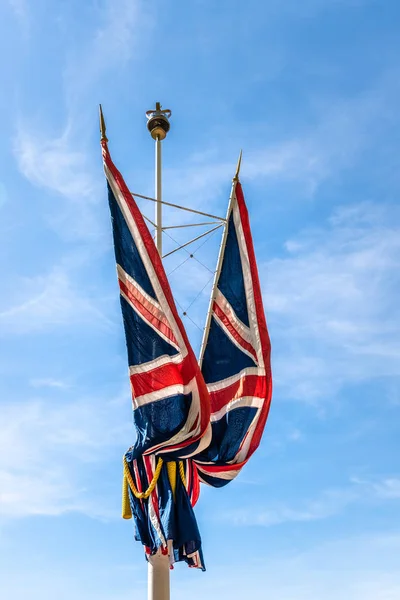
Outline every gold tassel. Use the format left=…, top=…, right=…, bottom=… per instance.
left=122, top=472, right=132, bottom=519
left=166, top=461, right=177, bottom=500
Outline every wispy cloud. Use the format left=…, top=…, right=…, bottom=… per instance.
left=222, top=487, right=355, bottom=527
left=7, top=0, right=29, bottom=28
left=30, top=378, right=71, bottom=390
left=173, top=532, right=400, bottom=600
left=353, top=477, right=400, bottom=500
left=162, top=71, right=400, bottom=220
left=265, top=201, right=400, bottom=401
left=287, top=428, right=303, bottom=442
left=162, top=140, right=319, bottom=214
left=0, top=265, right=113, bottom=334
left=3, top=531, right=400, bottom=600
left=12, top=0, right=152, bottom=241
left=14, top=124, right=97, bottom=200
left=0, top=389, right=131, bottom=519
left=220, top=476, right=400, bottom=528
left=12, top=116, right=107, bottom=241
left=64, top=0, right=151, bottom=111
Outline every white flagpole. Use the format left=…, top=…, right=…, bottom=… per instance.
left=145, top=102, right=172, bottom=600
left=155, top=135, right=163, bottom=254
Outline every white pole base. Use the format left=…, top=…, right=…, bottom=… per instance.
left=147, top=551, right=170, bottom=600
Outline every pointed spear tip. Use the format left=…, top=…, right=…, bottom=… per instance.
left=99, top=104, right=108, bottom=142
left=233, top=149, right=242, bottom=181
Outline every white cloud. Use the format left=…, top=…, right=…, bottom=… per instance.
left=173, top=533, right=400, bottom=600
left=287, top=428, right=303, bottom=442
left=2, top=531, right=400, bottom=600
left=220, top=476, right=400, bottom=528
left=0, top=559, right=147, bottom=600
left=0, top=266, right=113, bottom=334
left=161, top=79, right=395, bottom=218
left=264, top=201, right=400, bottom=401
left=0, top=390, right=131, bottom=519
left=7, top=0, right=28, bottom=26
left=222, top=487, right=355, bottom=527
left=29, top=378, right=71, bottom=389
left=353, top=477, right=400, bottom=500
left=14, top=124, right=97, bottom=200
left=64, top=0, right=150, bottom=110
left=12, top=115, right=108, bottom=240
left=12, top=0, right=152, bottom=241
left=162, top=140, right=320, bottom=215
left=375, top=479, right=400, bottom=499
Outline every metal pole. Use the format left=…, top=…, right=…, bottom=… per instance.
left=148, top=553, right=170, bottom=600
left=155, top=136, right=162, bottom=254
left=146, top=102, right=172, bottom=600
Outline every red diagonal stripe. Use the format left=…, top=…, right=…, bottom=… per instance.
left=119, top=278, right=178, bottom=347
left=209, top=374, right=266, bottom=413
left=213, top=301, right=258, bottom=363
left=130, top=355, right=195, bottom=398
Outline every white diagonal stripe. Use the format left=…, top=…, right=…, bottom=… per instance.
left=210, top=396, right=264, bottom=422
left=213, top=311, right=258, bottom=364
left=206, top=367, right=265, bottom=392
left=214, top=288, right=253, bottom=345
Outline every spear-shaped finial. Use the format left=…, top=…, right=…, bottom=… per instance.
left=99, top=104, right=108, bottom=142
left=233, top=149, right=242, bottom=181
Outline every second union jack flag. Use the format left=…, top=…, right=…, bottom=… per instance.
left=195, top=180, right=272, bottom=488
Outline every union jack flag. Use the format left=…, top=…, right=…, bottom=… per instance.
left=195, top=181, right=272, bottom=487
left=102, top=139, right=210, bottom=568
left=103, top=141, right=211, bottom=459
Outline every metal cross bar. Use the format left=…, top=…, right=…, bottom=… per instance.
left=131, top=191, right=226, bottom=222
left=162, top=221, right=220, bottom=230
left=143, top=214, right=157, bottom=228
left=162, top=224, right=223, bottom=259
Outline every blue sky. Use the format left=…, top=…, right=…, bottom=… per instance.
left=1, top=0, right=400, bottom=598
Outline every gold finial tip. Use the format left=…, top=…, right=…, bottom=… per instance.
left=99, top=104, right=108, bottom=142
left=233, top=149, right=242, bottom=181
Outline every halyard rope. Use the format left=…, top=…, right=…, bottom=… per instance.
left=122, top=456, right=187, bottom=518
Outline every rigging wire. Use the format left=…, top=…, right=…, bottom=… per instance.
left=173, top=296, right=203, bottom=330
left=183, top=312, right=203, bottom=333
left=162, top=224, right=222, bottom=259
left=147, top=216, right=222, bottom=331
left=162, top=227, right=217, bottom=275
left=184, top=273, right=215, bottom=314
left=166, top=255, right=191, bottom=277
